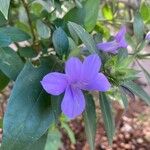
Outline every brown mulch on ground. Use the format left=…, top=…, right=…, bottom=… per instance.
left=61, top=100, right=150, bottom=150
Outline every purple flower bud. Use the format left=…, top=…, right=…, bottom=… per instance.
left=97, top=26, right=128, bottom=53
left=145, top=32, right=150, bottom=41
left=41, top=54, right=111, bottom=119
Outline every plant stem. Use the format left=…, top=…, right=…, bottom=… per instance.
left=21, top=0, right=40, bottom=53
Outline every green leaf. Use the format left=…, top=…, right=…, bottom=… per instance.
left=44, top=129, right=62, bottom=150
left=133, top=12, right=144, bottom=42
left=138, top=62, right=150, bottom=86
left=122, top=81, right=150, bottom=105
left=52, top=27, right=69, bottom=56
left=36, top=20, right=51, bottom=39
left=140, top=2, right=150, bottom=23
left=0, top=33, right=11, bottom=47
left=1, top=56, right=62, bottom=150
left=51, top=95, right=62, bottom=123
left=19, top=47, right=37, bottom=58
left=0, top=47, right=24, bottom=80
left=84, top=0, right=99, bottom=31
left=99, top=93, right=115, bottom=145
left=64, top=0, right=99, bottom=32
left=61, top=122, right=76, bottom=144
left=0, top=11, right=7, bottom=26
left=27, top=133, right=48, bottom=150
left=68, top=22, right=97, bottom=53
left=83, top=94, right=96, bottom=150
left=0, top=27, right=31, bottom=42
left=102, top=4, right=113, bottom=20
left=0, top=0, right=10, bottom=19
left=119, top=87, right=128, bottom=109
left=0, top=70, right=9, bottom=91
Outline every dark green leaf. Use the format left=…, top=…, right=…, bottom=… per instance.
left=68, top=22, right=97, bottom=53
left=0, top=11, right=7, bottom=26
left=51, top=95, right=62, bottom=123
left=0, top=27, right=31, bottom=42
left=0, top=70, right=9, bottom=91
left=0, top=33, right=11, bottom=47
left=19, top=47, right=37, bottom=58
left=0, top=0, right=10, bottom=19
left=99, top=93, right=115, bottom=145
left=133, top=12, right=144, bottom=42
left=52, top=27, right=69, bottom=56
left=0, top=47, right=24, bottom=80
left=36, top=20, right=51, bottom=39
left=83, top=94, right=96, bottom=150
left=1, top=56, right=62, bottom=150
left=119, top=87, right=128, bottom=109
left=122, top=81, right=150, bottom=105
left=27, top=133, right=48, bottom=150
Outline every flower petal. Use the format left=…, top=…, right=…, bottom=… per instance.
left=61, top=86, right=85, bottom=119
left=65, top=57, right=82, bottom=83
left=97, top=40, right=119, bottom=53
left=81, top=54, right=101, bottom=82
left=84, top=73, right=111, bottom=92
left=115, top=26, right=126, bottom=42
left=41, top=72, right=67, bottom=95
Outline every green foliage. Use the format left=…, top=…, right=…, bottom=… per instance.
left=0, top=70, right=9, bottom=91
left=83, top=94, right=96, bottom=150
left=68, top=22, right=97, bottom=53
left=122, top=81, right=150, bottom=105
left=0, top=0, right=10, bottom=19
left=1, top=57, right=62, bottom=150
left=99, top=93, right=115, bottom=145
left=0, top=47, right=24, bottom=80
left=52, top=27, right=69, bottom=57
left=0, top=0, right=149, bottom=149
left=133, top=12, right=144, bottom=42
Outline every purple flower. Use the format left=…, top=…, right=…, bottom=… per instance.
left=145, top=31, right=150, bottom=41
left=97, top=26, right=128, bottom=53
left=41, top=54, right=111, bottom=119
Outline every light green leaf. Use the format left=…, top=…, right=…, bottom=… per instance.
left=61, top=122, right=76, bottom=144
left=84, top=0, right=99, bottom=31
left=36, top=20, right=51, bottom=39
left=1, top=56, right=62, bottom=150
left=0, top=27, right=31, bottom=42
left=122, top=81, right=150, bottom=105
left=44, top=129, right=62, bottom=150
left=99, top=93, right=115, bottom=145
left=83, top=94, right=96, bottom=150
left=133, top=12, right=144, bottom=42
left=0, top=0, right=10, bottom=19
left=68, top=22, right=97, bottom=53
left=102, top=4, right=113, bottom=20
left=0, top=70, right=9, bottom=91
left=140, top=2, right=150, bottom=23
left=52, top=27, right=69, bottom=56
left=0, top=47, right=24, bottom=80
